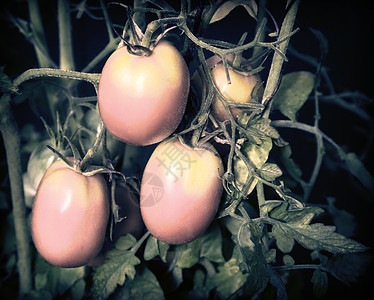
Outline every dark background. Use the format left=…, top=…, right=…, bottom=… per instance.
left=0, top=1, right=373, bottom=299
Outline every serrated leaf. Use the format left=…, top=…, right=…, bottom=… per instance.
left=115, top=267, right=164, bottom=300
left=115, top=234, right=137, bottom=250
left=272, top=206, right=324, bottom=226
left=234, top=137, right=273, bottom=195
left=210, top=0, right=258, bottom=24
left=250, top=118, right=280, bottom=139
left=311, top=269, right=328, bottom=299
left=206, top=257, right=248, bottom=299
left=344, top=152, right=374, bottom=195
left=144, top=235, right=170, bottom=262
left=272, top=223, right=295, bottom=253
left=92, top=237, right=141, bottom=300
left=34, top=254, right=85, bottom=298
left=143, top=235, right=159, bottom=261
left=272, top=71, right=315, bottom=121
left=275, top=221, right=367, bottom=254
left=260, top=200, right=283, bottom=216
left=174, top=224, right=224, bottom=268
left=200, top=223, right=225, bottom=263
left=259, top=163, right=282, bottom=181
left=175, top=238, right=202, bottom=268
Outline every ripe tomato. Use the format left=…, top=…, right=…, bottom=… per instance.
left=192, top=55, right=262, bottom=122
left=140, top=138, right=224, bottom=244
left=31, top=159, right=109, bottom=267
left=98, top=41, right=190, bottom=146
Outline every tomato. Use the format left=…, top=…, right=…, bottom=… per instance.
left=31, top=159, right=109, bottom=267
left=192, top=55, right=263, bottom=122
left=98, top=41, right=190, bottom=146
left=140, top=138, right=224, bottom=244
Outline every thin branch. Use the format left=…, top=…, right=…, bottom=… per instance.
left=0, top=95, right=32, bottom=297
left=262, top=0, right=300, bottom=115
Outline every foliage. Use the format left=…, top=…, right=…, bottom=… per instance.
left=0, top=0, right=373, bottom=299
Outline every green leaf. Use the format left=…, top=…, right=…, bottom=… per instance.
left=92, top=235, right=141, bottom=300
left=174, top=223, right=224, bottom=268
left=344, top=152, right=374, bottom=195
left=272, top=223, right=295, bottom=253
left=144, top=235, right=169, bottom=262
left=200, top=223, right=225, bottom=263
left=189, top=269, right=209, bottom=299
left=272, top=206, right=324, bottom=226
left=272, top=71, right=315, bottom=121
left=282, top=254, right=295, bottom=266
left=71, top=278, right=86, bottom=300
left=311, top=269, right=328, bottom=299
left=175, top=238, right=202, bottom=268
left=274, top=221, right=367, bottom=254
left=210, top=0, right=258, bottom=24
left=115, top=267, right=164, bottom=300
left=115, top=234, right=137, bottom=250
left=250, top=117, right=280, bottom=139
left=206, top=257, right=248, bottom=299
left=234, top=137, right=273, bottom=195
left=34, top=254, right=86, bottom=298
left=258, top=163, right=282, bottom=181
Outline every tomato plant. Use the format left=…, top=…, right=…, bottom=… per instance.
left=31, top=159, right=109, bottom=268
left=98, top=41, right=190, bottom=146
left=140, top=138, right=224, bottom=244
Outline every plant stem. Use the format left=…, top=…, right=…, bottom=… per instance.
left=58, top=0, right=75, bottom=70
left=14, top=68, right=100, bottom=91
left=131, top=231, right=151, bottom=253
left=27, top=0, right=52, bottom=68
left=262, top=0, right=300, bottom=115
left=0, top=95, right=32, bottom=297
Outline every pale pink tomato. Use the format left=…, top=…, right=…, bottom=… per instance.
left=140, top=138, right=224, bottom=244
left=98, top=41, right=190, bottom=146
left=192, top=55, right=263, bottom=122
left=31, top=159, right=109, bottom=267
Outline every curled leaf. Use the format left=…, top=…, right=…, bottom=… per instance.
left=272, top=71, right=315, bottom=122
left=210, top=0, right=258, bottom=24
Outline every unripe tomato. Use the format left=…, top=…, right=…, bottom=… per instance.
left=31, top=159, right=109, bottom=268
left=192, top=55, right=262, bottom=122
left=140, top=138, right=224, bottom=244
left=98, top=41, right=190, bottom=146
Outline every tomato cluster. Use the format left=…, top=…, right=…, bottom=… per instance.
left=30, top=39, right=260, bottom=266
